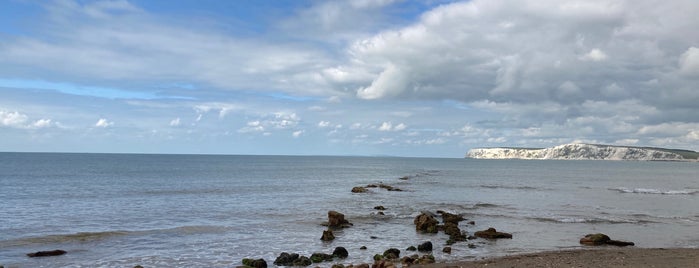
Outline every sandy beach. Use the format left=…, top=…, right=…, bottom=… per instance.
left=422, top=248, right=699, bottom=268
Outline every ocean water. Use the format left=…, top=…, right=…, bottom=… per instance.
left=1, top=153, right=698, bottom=267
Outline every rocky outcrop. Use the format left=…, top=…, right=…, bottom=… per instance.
left=580, top=233, right=634, bottom=246
left=27, top=250, right=67, bottom=257
left=414, top=212, right=439, bottom=233
left=417, top=241, right=433, bottom=252
left=474, top=227, right=512, bottom=239
left=467, top=143, right=692, bottom=161
left=333, top=247, right=349, bottom=258
left=242, top=258, right=267, bottom=268
left=352, top=187, right=368, bottom=193
left=326, top=211, right=353, bottom=228
left=321, top=230, right=335, bottom=241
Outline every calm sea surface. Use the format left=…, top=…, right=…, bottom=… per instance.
left=1, top=153, right=698, bottom=267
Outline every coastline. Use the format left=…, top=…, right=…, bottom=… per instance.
left=420, top=248, right=699, bottom=268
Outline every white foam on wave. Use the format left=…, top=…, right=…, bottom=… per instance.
left=611, top=187, right=699, bottom=195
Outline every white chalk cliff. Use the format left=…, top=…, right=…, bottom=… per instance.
left=466, top=143, right=692, bottom=161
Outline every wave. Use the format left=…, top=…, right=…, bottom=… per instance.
left=0, top=225, right=230, bottom=248
left=479, top=184, right=543, bottom=190
left=528, top=216, right=655, bottom=224
left=610, top=187, right=699, bottom=195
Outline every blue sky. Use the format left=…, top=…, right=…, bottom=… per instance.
left=1, top=0, right=698, bottom=157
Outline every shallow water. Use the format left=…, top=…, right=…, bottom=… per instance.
left=1, top=153, right=698, bottom=267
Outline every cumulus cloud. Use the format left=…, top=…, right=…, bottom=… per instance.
left=0, top=110, right=55, bottom=129
left=377, top=121, right=407, bottom=131
left=292, top=130, right=304, bottom=138
left=679, top=47, right=699, bottom=76
left=170, top=118, right=181, bottom=127
left=579, top=48, right=608, bottom=62
left=95, top=118, right=113, bottom=128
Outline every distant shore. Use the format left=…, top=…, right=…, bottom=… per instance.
left=421, top=248, right=699, bottom=268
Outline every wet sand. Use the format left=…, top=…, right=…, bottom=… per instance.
left=421, top=248, right=699, bottom=268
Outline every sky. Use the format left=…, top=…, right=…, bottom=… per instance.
left=0, top=0, right=698, bottom=157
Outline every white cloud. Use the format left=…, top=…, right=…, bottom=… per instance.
left=170, top=118, right=181, bottom=127
left=579, top=48, right=608, bottom=62
left=377, top=121, right=407, bottom=131
left=0, top=110, right=56, bottom=129
left=0, top=110, right=29, bottom=128
left=318, top=121, right=331, bottom=128
left=292, top=130, right=304, bottom=138
left=95, top=118, right=113, bottom=128
left=679, top=46, right=699, bottom=76
left=32, top=119, right=53, bottom=128
left=357, top=64, right=408, bottom=99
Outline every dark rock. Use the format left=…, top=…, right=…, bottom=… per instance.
left=332, top=264, right=345, bottom=268
left=372, top=260, right=395, bottom=268
left=580, top=233, right=634, bottom=246
left=399, top=176, right=410, bottom=180
left=468, top=243, right=476, bottom=249
left=438, top=211, right=465, bottom=225
left=444, top=222, right=468, bottom=242
left=406, top=246, right=417, bottom=251
left=242, top=258, right=267, bottom=268
left=405, top=254, right=435, bottom=265
left=333, top=247, right=349, bottom=258
left=579, top=233, right=611, bottom=245
left=366, top=184, right=378, bottom=188
left=377, top=211, right=385, bottom=216
left=360, top=246, right=368, bottom=250
left=417, top=241, right=433, bottom=252
left=355, top=264, right=370, bottom=268
left=377, top=184, right=402, bottom=191
left=414, top=212, right=439, bottom=233
left=134, top=266, right=144, bottom=268
left=310, top=253, right=334, bottom=263
left=321, top=230, right=335, bottom=241
left=273, top=252, right=300, bottom=266
left=352, top=187, right=368, bottom=193
left=383, top=248, right=401, bottom=259
left=27, top=250, right=67, bottom=257
left=467, top=221, right=475, bottom=225
left=374, top=206, right=386, bottom=210
left=293, top=256, right=312, bottom=266
left=370, top=236, right=378, bottom=239
left=328, top=211, right=353, bottom=228
left=474, top=227, right=512, bottom=239
left=373, top=254, right=384, bottom=261
left=442, top=247, right=452, bottom=254
left=607, top=240, right=635, bottom=247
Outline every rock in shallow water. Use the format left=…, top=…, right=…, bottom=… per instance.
left=474, top=227, right=512, bottom=239
left=27, top=250, right=67, bottom=258
left=333, top=246, right=349, bottom=258
left=417, top=241, right=433, bottom=252
left=327, top=210, right=353, bottom=228
left=414, top=212, right=439, bottom=233
left=580, top=233, right=634, bottom=246
left=321, top=230, right=335, bottom=241
left=242, top=258, right=267, bottom=268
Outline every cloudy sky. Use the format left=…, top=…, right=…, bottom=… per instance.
left=0, top=0, right=697, bottom=157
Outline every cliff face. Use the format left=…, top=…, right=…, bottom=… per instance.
left=466, top=143, right=689, bottom=161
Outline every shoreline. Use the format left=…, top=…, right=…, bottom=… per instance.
left=419, top=248, right=699, bottom=268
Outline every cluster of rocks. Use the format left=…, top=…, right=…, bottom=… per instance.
left=414, top=210, right=493, bottom=245
left=351, top=183, right=403, bottom=193
left=270, top=246, right=349, bottom=267
left=237, top=173, right=636, bottom=268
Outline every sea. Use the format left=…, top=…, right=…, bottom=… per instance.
left=1, top=152, right=698, bottom=267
